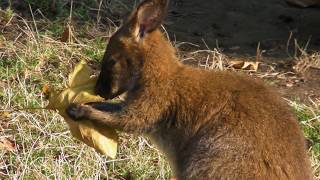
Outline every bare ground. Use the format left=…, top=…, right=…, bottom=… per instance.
left=167, top=0, right=320, bottom=55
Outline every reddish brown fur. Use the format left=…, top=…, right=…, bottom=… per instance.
left=67, top=0, right=313, bottom=179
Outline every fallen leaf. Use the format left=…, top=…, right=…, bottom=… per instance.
left=46, top=61, right=118, bottom=158
left=0, top=137, right=16, bottom=152
left=228, top=60, right=244, bottom=69
left=229, top=60, right=260, bottom=71
left=242, top=61, right=260, bottom=71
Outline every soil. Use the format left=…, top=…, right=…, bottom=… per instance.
left=166, top=0, right=320, bottom=56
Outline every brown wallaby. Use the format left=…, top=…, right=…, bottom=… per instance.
left=66, top=0, right=313, bottom=179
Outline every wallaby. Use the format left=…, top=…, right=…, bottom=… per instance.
left=66, top=0, right=313, bottom=179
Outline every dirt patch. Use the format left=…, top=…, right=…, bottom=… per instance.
left=166, top=0, right=320, bottom=56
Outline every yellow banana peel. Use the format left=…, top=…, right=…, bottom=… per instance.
left=46, top=61, right=118, bottom=158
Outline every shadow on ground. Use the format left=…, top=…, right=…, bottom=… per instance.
left=166, top=0, right=320, bottom=56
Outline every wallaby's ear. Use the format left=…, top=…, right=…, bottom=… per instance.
left=135, top=0, right=169, bottom=37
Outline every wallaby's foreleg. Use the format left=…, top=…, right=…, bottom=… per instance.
left=66, top=102, right=163, bottom=134
left=85, top=101, right=124, bottom=113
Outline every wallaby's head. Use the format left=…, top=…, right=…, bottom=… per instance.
left=95, top=0, right=169, bottom=99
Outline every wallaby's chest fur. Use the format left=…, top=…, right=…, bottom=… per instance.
left=66, top=0, right=313, bottom=179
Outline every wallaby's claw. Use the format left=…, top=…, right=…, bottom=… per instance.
left=66, top=103, right=88, bottom=121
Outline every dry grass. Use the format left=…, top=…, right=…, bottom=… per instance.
left=294, top=51, right=320, bottom=74
left=0, top=4, right=319, bottom=180
left=0, top=8, right=170, bottom=179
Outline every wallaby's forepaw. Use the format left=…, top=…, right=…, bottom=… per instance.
left=66, top=103, right=89, bottom=121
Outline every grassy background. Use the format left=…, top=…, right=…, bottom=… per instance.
left=0, top=1, right=319, bottom=179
